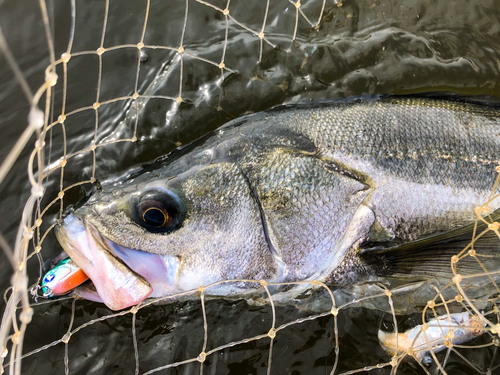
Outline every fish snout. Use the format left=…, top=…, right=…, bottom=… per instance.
left=55, top=213, right=153, bottom=310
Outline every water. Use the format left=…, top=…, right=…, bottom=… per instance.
left=1, top=0, right=500, bottom=374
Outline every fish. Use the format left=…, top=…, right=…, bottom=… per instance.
left=378, top=312, right=485, bottom=365
left=53, top=96, right=500, bottom=311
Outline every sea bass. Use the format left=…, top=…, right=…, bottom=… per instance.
left=54, top=96, right=500, bottom=311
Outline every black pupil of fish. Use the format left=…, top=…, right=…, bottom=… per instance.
left=143, top=207, right=167, bottom=227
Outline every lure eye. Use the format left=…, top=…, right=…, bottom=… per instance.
left=134, top=189, right=183, bottom=232
left=142, top=207, right=168, bottom=227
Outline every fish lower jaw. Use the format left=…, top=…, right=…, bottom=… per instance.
left=72, top=282, right=104, bottom=304
left=105, top=239, right=182, bottom=299
left=55, top=213, right=181, bottom=310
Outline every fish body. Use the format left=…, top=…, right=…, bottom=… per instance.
left=378, top=312, right=485, bottom=365
left=54, top=96, right=500, bottom=310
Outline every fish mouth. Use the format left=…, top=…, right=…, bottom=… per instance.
left=55, top=214, right=180, bottom=311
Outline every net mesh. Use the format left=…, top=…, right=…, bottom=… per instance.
left=0, top=0, right=499, bottom=374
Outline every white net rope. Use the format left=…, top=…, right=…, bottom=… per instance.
left=0, top=0, right=499, bottom=374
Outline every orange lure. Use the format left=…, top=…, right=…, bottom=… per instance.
left=41, top=258, right=89, bottom=297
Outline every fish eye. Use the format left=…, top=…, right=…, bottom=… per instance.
left=142, top=207, right=168, bottom=227
left=134, top=189, right=183, bottom=232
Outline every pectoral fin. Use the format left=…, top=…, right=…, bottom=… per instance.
left=359, top=211, right=500, bottom=280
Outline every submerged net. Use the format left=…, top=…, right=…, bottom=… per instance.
left=0, top=0, right=499, bottom=374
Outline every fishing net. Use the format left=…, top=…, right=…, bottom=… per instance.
left=0, top=0, right=499, bottom=374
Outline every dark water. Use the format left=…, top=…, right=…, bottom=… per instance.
left=1, top=0, right=500, bottom=374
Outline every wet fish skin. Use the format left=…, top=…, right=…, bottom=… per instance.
left=55, top=96, right=500, bottom=310
left=378, top=312, right=485, bottom=365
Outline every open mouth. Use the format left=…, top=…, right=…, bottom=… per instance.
left=54, top=214, right=180, bottom=310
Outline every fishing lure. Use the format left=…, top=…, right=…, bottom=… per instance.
left=41, top=257, right=89, bottom=298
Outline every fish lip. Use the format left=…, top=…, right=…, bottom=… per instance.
left=55, top=213, right=153, bottom=311
left=103, top=237, right=182, bottom=300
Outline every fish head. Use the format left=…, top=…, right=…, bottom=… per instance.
left=55, top=118, right=373, bottom=311
left=55, top=141, right=278, bottom=310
